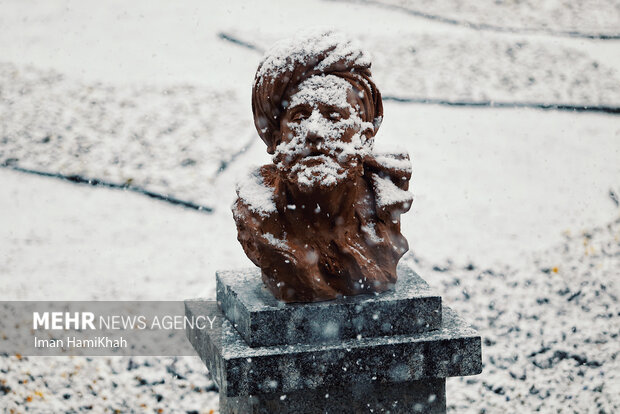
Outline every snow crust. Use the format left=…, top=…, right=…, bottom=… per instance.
left=372, top=174, right=413, bottom=208
left=290, top=155, right=349, bottom=188
left=236, top=167, right=276, bottom=217
left=288, top=75, right=354, bottom=110
left=255, top=29, right=370, bottom=86
left=373, top=154, right=412, bottom=173
left=275, top=106, right=372, bottom=164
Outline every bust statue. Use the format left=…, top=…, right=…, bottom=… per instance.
left=233, top=30, right=413, bottom=302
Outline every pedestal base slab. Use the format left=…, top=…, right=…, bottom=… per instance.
left=220, top=378, right=446, bottom=414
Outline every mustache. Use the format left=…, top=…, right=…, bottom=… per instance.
left=274, top=145, right=339, bottom=166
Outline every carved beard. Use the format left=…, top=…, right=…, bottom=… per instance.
left=278, top=151, right=364, bottom=196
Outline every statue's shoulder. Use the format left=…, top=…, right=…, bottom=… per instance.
left=233, top=165, right=278, bottom=219
left=363, top=149, right=413, bottom=215
left=365, top=149, right=411, bottom=183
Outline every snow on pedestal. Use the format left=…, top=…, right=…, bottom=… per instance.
left=215, top=264, right=442, bottom=347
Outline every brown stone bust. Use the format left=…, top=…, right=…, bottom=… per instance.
left=232, top=30, right=412, bottom=302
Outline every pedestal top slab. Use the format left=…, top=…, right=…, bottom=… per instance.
left=216, top=263, right=442, bottom=347
left=185, top=300, right=482, bottom=397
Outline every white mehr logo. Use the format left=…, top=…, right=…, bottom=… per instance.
left=33, top=312, right=96, bottom=330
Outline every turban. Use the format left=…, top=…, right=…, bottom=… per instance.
left=252, top=30, right=384, bottom=154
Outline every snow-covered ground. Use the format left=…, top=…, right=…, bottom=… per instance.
left=1, top=0, right=619, bottom=412
left=367, top=0, right=620, bottom=38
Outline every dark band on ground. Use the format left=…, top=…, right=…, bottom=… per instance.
left=218, top=33, right=265, bottom=53
left=326, top=0, right=620, bottom=40
left=383, top=96, right=620, bottom=114
left=2, top=164, right=214, bottom=213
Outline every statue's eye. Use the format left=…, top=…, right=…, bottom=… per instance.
left=292, top=111, right=308, bottom=122
left=329, top=112, right=342, bottom=121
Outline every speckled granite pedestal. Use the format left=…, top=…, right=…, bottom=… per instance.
left=186, top=264, right=482, bottom=414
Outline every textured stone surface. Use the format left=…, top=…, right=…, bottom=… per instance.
left=216, top=263, right=442, bottom=347
left=185, top=301, right=481, bottom=397
left=220, top=378, right=446, bottom=414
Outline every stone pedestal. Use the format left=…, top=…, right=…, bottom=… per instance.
left=186, top=264, right=482, bottom=413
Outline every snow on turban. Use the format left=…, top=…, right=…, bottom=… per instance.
left=252, top=30, right=384, bottom=154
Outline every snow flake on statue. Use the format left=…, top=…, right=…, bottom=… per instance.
left=235, top=167, right=277, bottom=217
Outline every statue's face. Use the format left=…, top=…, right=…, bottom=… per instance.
left=274, top=75, right=374, bottom=191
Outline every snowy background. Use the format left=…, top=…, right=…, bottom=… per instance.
left=1, top=0, right=619, bottom=412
